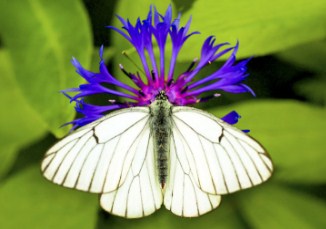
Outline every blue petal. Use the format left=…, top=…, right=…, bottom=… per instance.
left=221, top=111, right=251, bottom=133
left=221, top=110, right=241, bottom=125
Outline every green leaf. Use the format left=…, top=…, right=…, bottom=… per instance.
left=0, top=0, right=93, bottom=137
left=237, top=183, right=326, bottom=228
left=0, top=50, right=46, bottom=178
left=0, top=166, right=98, bottom=229
left=0, top=146, right=19, bottom=180
left=208, top=100, right=326, bottom=184
left=294, top=76, right=326, bottom=106
left=175, top=0, right=326, bottom=60
left=277, top=40, right=326, bottom=73
left=98, top=199, right=244, bottom=229
left=277, top=41, right=326, bottom=105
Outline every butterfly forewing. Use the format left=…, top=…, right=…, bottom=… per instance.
left=41, top=107, right=152, bottom=193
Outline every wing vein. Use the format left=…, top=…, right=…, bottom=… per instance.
left=60, top=134, right=94, bottom=186
left=171, top=131, right=190, bottom=175
left=117, top=119, right=150, bottom=188
left=182, top=173, right=185, bottom=217
left=51, top=139, right=80, bottom=182
left=45, top=132, right=88, bottom=158
left=238, top=141, right=264, bottom=181
left=43, top=138, right=79, bottom=174
left=145, top=151, right=156, bottom=210
left=198, top=136, right=217, bottom=193
left=172, top=119, right=201, bottom=187
left=212, top=142, right=229, bottom=193
left=224, top=134, right=254, bottom=187
left=88, top=144, right=105, bottom=191
left=230, top=132, right=272, bottom=174
left=258, top=154, right=273, bottom=173
left=101, top=135, right=122, bottom=193
left=74, top=141, right=98, bottom=189
left=139, top=176, right=145, bottom=217
left=53, top=136, right=92, bottom=184
left=189, top=173, right=200, bottom=216
left=220, top=131, right=242, bottom=190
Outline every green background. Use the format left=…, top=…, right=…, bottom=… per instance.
left=0, top=0, right=325, bottom=228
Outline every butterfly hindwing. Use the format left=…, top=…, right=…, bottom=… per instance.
left=100, top=129, right=163, bottom=218
left=164, top=128, right=221, bottom=217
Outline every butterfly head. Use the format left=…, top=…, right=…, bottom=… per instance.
left=155, top=91, right=168, bottom=101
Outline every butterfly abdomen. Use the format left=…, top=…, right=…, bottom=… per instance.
left=149, top=96, right=172, bottom=189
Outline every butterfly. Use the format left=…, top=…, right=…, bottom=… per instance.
left=41, top=91, right=273, bottom=218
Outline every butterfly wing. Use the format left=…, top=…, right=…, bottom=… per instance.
left=165, top=106, right=273, bottom=210
left=42, top=107, right=163, bottom=218
left=163, top=128, right=221, bottom=217
left=100, top=130, right=163, bottom=218
left=41, top=107, right=159, bottom=195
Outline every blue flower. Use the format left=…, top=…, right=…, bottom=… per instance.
left=64, top=6, right=253, bottom=129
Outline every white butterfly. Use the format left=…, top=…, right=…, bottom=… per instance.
left=41, top=91, right=273, bottom=218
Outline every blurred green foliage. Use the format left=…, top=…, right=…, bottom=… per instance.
left=0, top=0, right=325, bottom=228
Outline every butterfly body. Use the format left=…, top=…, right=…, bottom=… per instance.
left=42, top=91, right=273, bottom=218
left=149, top=93, right=172, bottom=188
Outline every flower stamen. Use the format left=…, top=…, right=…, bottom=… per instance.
left=151, top=70, right=156, bottom=81
left=186, top=58, right=198, bottom=73
left=196, top=93, right=221, bottom=103
left=181, top=86, right=188, bottom=94
left=167, top=79, right=173, bottom=87
left=138, top=90, right=146, bottom=97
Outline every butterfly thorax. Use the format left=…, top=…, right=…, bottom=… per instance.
left=149, top=92, right=172, bottom=189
